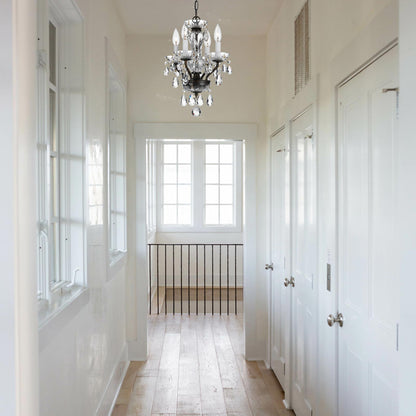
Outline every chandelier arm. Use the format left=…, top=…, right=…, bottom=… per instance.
left=184, top=59, right=193, bottom=79
left=204, top=61, right=220, bottom=80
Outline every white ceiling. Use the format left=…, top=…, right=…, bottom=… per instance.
left=114, top=0, right=283, bottom=36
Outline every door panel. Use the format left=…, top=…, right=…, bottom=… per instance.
left=337, top=46, right=398, bottom=416
left=291, top=108, right=317, bottom=416
left=270, top=129, right=291, bottom=392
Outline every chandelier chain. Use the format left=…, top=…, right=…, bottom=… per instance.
left=193, top=0, right=200, bottom=21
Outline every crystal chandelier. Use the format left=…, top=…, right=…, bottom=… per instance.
left=164, top=0, right=232, bottom=117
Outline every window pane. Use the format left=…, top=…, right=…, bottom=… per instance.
left=205, top=165, right=219, bottom=184
left=178, top=205, right=191, bottom=225
left=163, top=165, right=177, bottom=183
left=163, top=185, right=177, bottom=204
left=89, top=185, right=103, bottom=206
left=205, top=205, right=219, bottom=225
left=164, top=144, right=177, bottom=163
left=178, top=164, right=191, bottom=183
left=206, top=185, right=219, bottom=204
left=220, top=185, right=233, bottom=204
left=163, top=205, right=177, bottom=224
left=178, top=185, right=191, bottom=204
left=90, top=165, right=103, bottom=186
left=49, top=22, right=57, bottom=85
left=220, top=165, right=233, bottom=184
left=178, top=144, right=191, bottom=163
left=205, top=144, right=219, bottom=163
left=220, top=205, right=233, bottom=225
left=220, top=144, right=233, bottom=164
left=49, top=89, right=57, bottom=151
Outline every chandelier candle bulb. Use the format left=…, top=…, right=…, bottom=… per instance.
left=164, top=0, right=231, bottom=116
left=181, top=24, right=189, bottom=52
left=172, top=28, right=180, bottom=52
left=214, top=24, right=222, bottom=55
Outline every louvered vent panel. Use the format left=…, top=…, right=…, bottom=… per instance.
left=295, top=0, right=311, bottom=95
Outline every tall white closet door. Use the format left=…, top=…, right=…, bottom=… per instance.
left=270, top=129, right=291, bottom=395
left=290, top=108, right=318, bottom=416
left=337, top=46, right=399, bottom=416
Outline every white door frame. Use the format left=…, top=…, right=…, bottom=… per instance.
left=131, top=123, right=258, bottom=360
left=335, top=40, right=399, bottom=416
left=268, top=124, right=292, bottom=405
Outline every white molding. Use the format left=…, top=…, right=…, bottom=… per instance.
left=128, top=340, right=148, bottom=362
left=95, top=344, right=129, bottom=416
left=134, top=123, right=259, bottom=360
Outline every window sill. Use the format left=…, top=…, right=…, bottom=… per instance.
left=38, top=286, right=89, bottom=351
left=156, top=226, right=242, bottom=233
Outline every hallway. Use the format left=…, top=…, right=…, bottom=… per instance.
left=112, top=314, right=294, bottom=416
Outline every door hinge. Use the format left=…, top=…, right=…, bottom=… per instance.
left=382, top=87, right=399, bottom=117
left=283, top=363, right=286, bottom=376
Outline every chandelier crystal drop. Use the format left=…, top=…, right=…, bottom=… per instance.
left=163, top=0, right=231, bottom=117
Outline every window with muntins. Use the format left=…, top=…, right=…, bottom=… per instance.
left=161, top=143, right=192, bottom=226
left=37, top=0, right=85, bottom=307
left=153, top=140, right=242, bottom=232
left=204, top=144, right=235, bottom=226
left=108, top=67, right=127, bottom=261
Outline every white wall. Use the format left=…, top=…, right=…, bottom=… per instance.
left=37, top=0, right=129, bottom=415
left=398, top=1, right=416, bottom=415
left=1, top=0, right=38, bottom=414
left=126, top=35, right=269, bottom=359
left=266, top=1, right=398, bottom=415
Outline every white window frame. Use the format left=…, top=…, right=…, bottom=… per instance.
left=106, top=46, right=127, bottom=268
left=154, top=139, right=242, bottom=233
left=36, top=0, right=86, bottom=322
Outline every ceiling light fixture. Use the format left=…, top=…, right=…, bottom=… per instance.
left=164, top=0, right=232, bottom=117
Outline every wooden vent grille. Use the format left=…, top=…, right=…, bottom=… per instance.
left=295, top=0, right=311, bottom=95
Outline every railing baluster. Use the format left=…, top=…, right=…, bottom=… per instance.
left=196, top=245, right=199, bottom=315
left=181, top=244, right=183, bottom=315
left=188, top=244, right=190, bottom=315
left=235, top=244, right=237, bottom=315
left=157, top=245, right=160, bottom=315
left=204, top=245, right=206, bottom=315
left=165, top=245, right=167, bottom=315
left=149, top=244, right=152, bottom=315
left=212, top=244, right=214, bottom=315
left=227, top=244, right=229, bottom=316
left=172, top=245, right=175, bottom=315
left=219, top=245, right=222, bottom=315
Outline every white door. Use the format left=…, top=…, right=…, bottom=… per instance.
left=270, top=128, right=291, bottom=395
left=290, top=108, right=318, bottom=416
left=337, top=46, right=399, bottom=416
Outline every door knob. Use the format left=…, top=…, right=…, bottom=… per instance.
left=327, top=313, right=344, bottom=327
left=265, top=263, right=274, bottom=271
left=284, top=278, right=290, bottom=287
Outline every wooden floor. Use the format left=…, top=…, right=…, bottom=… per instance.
left=112, top=313, right=294, bottom=416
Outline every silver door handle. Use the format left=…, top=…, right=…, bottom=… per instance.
left=327, top=313, right=344, bottom=328
left=265, top=263, right=274, bottom=271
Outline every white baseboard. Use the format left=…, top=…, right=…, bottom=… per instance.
left=95, top=344, right=129, bottom=416
left=128, top=339, right=148, bottom=361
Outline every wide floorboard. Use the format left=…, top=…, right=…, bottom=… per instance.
left=112, top=314, right=294, bottom=416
